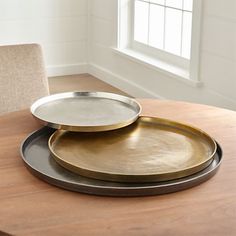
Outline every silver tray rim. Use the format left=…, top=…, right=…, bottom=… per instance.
left=30, top=91, right=142, bottom=132
left=20, top=127, right=223, bottom=197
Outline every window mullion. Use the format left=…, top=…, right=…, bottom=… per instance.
left=180, top=0, right=184, bottom=56
left=163, top=0, right=166, bottom=50
left=147, top=1, right=151, bottom=45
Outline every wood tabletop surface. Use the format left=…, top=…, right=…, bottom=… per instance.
left=0, top=99, right=236, bottom=236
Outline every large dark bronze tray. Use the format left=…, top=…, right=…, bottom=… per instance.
left=20, top=127, right=222, bottom=197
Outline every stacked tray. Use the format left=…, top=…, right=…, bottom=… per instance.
left=21, top=92, right=222, bottom=196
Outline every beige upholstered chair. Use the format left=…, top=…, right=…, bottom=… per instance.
left=0, top=44, right=49, bottom=115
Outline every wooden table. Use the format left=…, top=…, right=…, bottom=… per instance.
left=0, top=99, right=236, bottom=236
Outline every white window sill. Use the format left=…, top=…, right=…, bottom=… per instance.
left=112, top=47, right=203, bottom=88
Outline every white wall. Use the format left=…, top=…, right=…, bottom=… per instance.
left=0, top=0, right=235, bottom=110
left=0, top=0, right=88, bottom=76
left=88, top=0, right=236, bottom=110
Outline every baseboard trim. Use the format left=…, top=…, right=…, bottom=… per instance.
left=47, top=62, right=164, bottom=99
left=88, top=63, right=164, bottom=99
left=46, top=63, right=236, bottom=110
left=46, top=63, right=88, bottom=77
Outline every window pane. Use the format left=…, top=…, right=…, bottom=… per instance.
left=149, top=4, right=164, bottom=49
left=182, top=11, right=192, bottom=58
left=165, top=0, right=183, bottom=9
left=150, top=0, right=165, bottom=5
left=134, top=0, right=149, bottom=44
left=183, top=0, right=193, bottom=11
left=165, top=8, right=182, bottom=56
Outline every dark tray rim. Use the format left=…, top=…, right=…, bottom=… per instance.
left=20, top=127, right=223, bottom=197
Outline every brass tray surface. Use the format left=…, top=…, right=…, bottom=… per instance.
left=21, top=127, right=222, bottom=197
left=30, top=92, right=141, bottom=132
left=49, top=117, right=217, bottom=183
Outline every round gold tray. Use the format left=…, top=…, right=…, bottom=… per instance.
left=49, top=117, right=217, bottom=183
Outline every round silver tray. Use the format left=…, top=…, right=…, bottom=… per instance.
left=20, top=127, right=222, bottom=197
left=30, top=92, right=141, bottom=132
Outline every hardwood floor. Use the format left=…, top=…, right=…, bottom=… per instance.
left=48, top=74, right=130, bottom=96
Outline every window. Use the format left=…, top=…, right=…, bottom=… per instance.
left=134, top=0, right=193, bottom=59
left=117, top=0, right=202, bottom=84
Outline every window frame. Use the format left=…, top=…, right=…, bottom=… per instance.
left=117, top=0, right=202, bottom=83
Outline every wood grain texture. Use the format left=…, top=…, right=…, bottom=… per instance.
left=0, top=100, right=236, bottom=236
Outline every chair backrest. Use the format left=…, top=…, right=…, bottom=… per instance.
left=0, top=43, right=49, bottom=115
